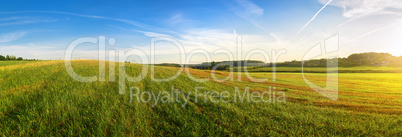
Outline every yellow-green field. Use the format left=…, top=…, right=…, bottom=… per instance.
left=0, top=60, right=401, bottom=136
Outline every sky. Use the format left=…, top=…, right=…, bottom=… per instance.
left=0, top=0, right=401, bottom=63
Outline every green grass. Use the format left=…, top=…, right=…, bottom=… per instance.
left=0, top=60, right=401, bottom=136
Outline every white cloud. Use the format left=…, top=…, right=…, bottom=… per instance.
left=0, top=31, right=28, bottom=43
left=133, top=30, right=173, bottom=38
left=229, top=0, right=266, bottom=30
left=166, top=13, right=198, bottom=26
left=129, top=28, right=312, bottom=63
left=340, top=21, right=401, bottom=46
left=314, top=0, right=402, bottom=58
left=0, top=11, right=176, bottom=34
left=233, top=0, right=264, bottom=17
left=0, top=43, right=102, bottom=60
left=168, top=13, right=184, bottom=24
left=0, top=16, right=58, bottom=26
left=319, top=0, right=402, bottom=18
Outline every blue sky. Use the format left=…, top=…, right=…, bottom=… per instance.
left=0, top=0, right=401, bottom=63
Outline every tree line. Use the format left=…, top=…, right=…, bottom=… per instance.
left=279, top=52, right=402, bottom=67
left=0, top=55, right=36, bottom=61
left=121, top=52, right=402, bottom=71
left=187, top=60, right=267, bottom=70
left=187, top=52, right=402, bottom=70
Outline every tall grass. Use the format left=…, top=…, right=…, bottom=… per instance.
left=0, top=60, right=401, bottom=136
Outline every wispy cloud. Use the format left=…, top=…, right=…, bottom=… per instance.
left=319, top=0, right=402, bottom=18
left=228, top=0, right=265, bottom=30
left=133, top=30, right=173, bottom=38
left=0, top=11, right=177, bottom=35
left=0, top=16, right=31, bottom=21
left=0, top=44, right=99, bottom=60
left=0, top=16, right=58, bottom=26
left=0, top=31, right=28, bottom=43
left=168, top=13, right=184, bottom=24
left=129, top=28, right=306, bottom=62
left=336, top=9, right=380, bottom=27
left=0, top=29, right=52, bottom=43
left=340, top=21, right=401, bottom=47
left=293, top=0, right=333, bottom=39
left=166, top=13, right=197, bottom=25
left=233, top=0, right=264, bottom=17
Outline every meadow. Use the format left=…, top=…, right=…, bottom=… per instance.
left=0, top=60, right=401, bottom=136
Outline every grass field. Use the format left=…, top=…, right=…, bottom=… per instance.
left=0, top=60, right=401, bottom=136
left=0, top=60, right=44, bottom=67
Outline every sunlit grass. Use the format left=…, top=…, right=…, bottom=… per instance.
left=0, top=60, right=401, bottom=136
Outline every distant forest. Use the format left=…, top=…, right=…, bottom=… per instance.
left=0, top=55, right=36, bottom=61
left=3, top=52, right=402, bottom=68
left=182, top=52, right=402, bottom=70
left=281, top=52, right=402, bottom=67
left=187, top=60, right=265, bottom=70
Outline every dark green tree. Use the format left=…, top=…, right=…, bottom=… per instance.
left=10, top=55, right=16, bottom=60
left=0, top=55, right=5, bottom=60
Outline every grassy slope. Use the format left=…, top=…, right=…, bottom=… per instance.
left=0, top=60, right=401, bottom=136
